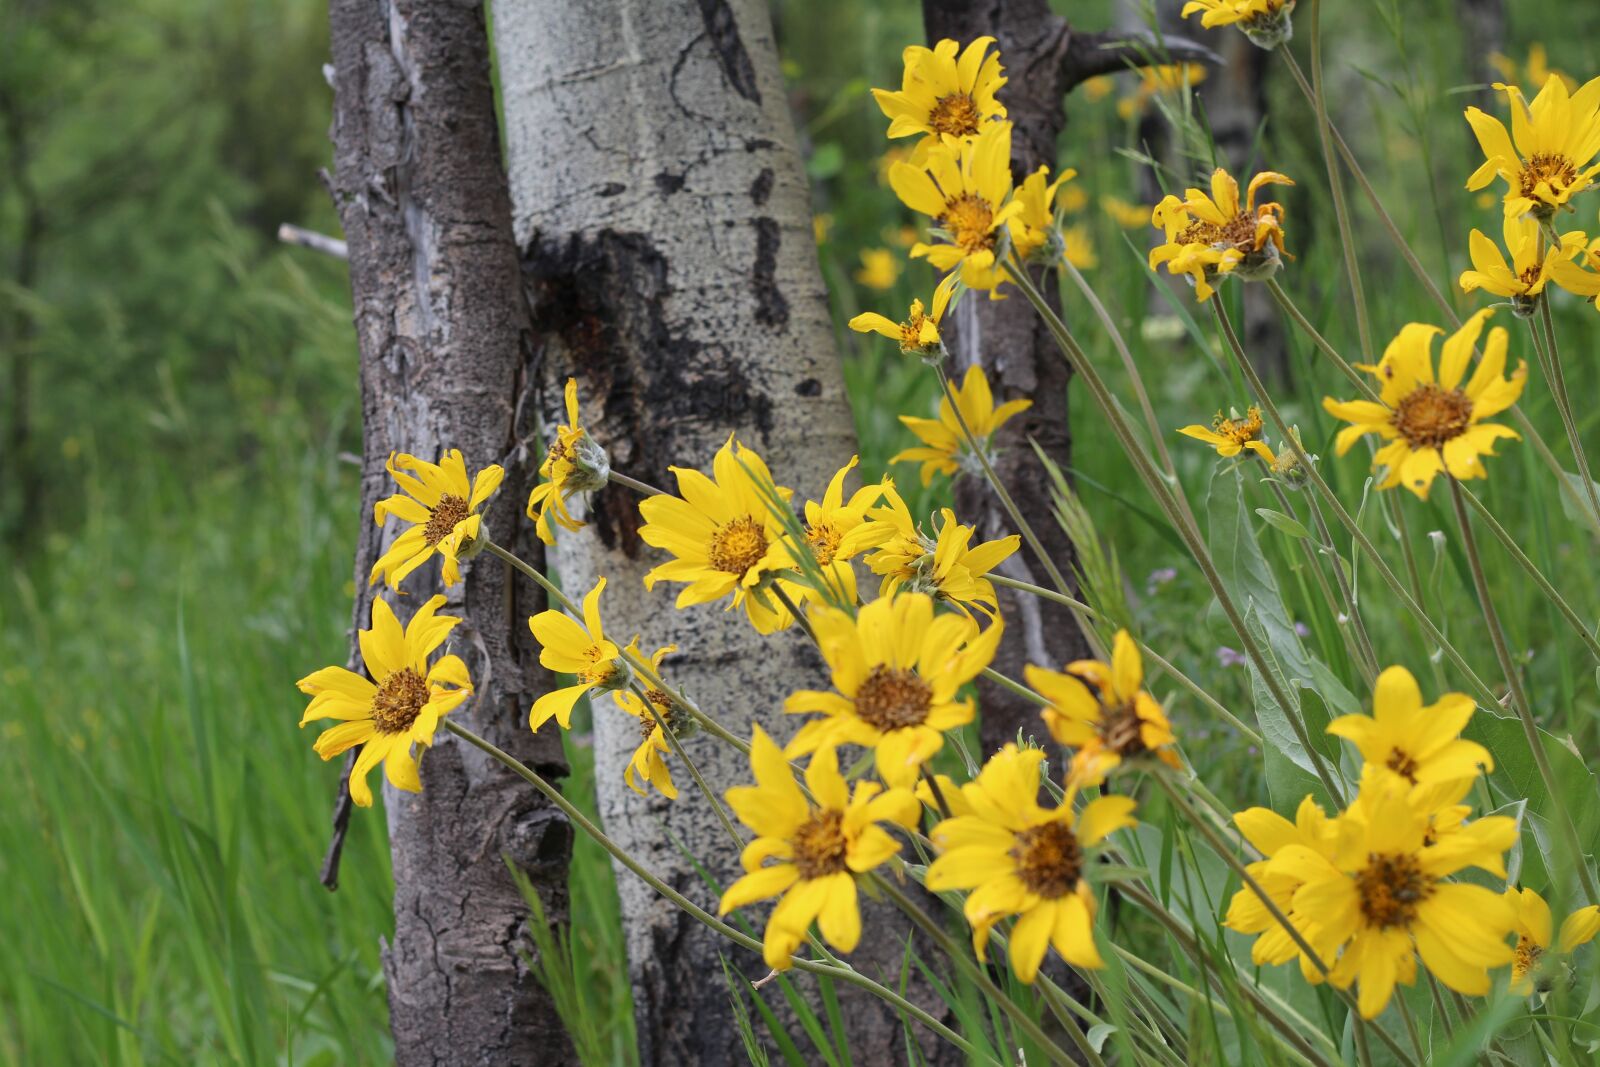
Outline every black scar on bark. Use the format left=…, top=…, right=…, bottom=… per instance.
left=749, top=166, right=773, bottom=205
left=521, top=229, right=775, bottom=554
left=750, top=217, right=787, bottom=328
left=695, top=0, right=761, bottom=103
left=654, top=170, right=686, bottom=195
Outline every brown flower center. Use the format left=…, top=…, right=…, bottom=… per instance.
left=1355, top=852, right=1433, bottom=929
left=854, top=664, right=934, bottom=731
left=1011, top=821, right=1083, bottom=899
left=708, top=516, right=769, bottom=578
left=1385, top=746, right=1420, bottom=783
left=942, top=194, right=996, bottom=254
left=806, top=521, right=843, bottom=566
left=1176, top=211, right=1260, bottom=253
left=898, top=311, right=934, bottom=351
left=1098, top=701, right=1149, bottom=758
left=423, top=493, right=470, bottom=546
left=928, top=92, right=981, bottom=138
left=1521, top=153, right=1578, bottom=202
left=793, top=808, right=850, bottom=879
left=577, top=646, right=616, bottom=688
left=1392, top=384, right=1473, bottom=450
left=371, top=667, right=430, bottom=734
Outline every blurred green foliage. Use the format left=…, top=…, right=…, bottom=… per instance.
left=8, top=0, right=1600, bottom=1061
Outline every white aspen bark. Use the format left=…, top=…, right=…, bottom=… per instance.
left=492, top=1, right=957, bottom=1062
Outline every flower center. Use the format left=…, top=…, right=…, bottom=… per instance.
left=942, top=193, right=996, bottom=254
left=577, top=645, right=617, bottom=687
left=899, top=311, right=933, bottom=351
left=1098, top=700, right=1149, bottom=758
left=1177, top=211, right=1259, bottom=253
left=1521, top=153, right=1578, bottom=201
left=928, top=92, right=981, bottom=138
left=806, top=521, right=843, bottom=566
left=1212, top=407, right=1264, bottom=446
left=1355, top=852, right=1433, bottom=929
left=371, top=667, right=430, bottom=734
left=1385, top=746, right=1419, bottom=783
left=1010, top=821, right=1084, bottom=899
left=423, top=494, right=470, bottom=546
left=708, top=515, right=770, bottom=578
left=1392, top=384, right=1474, bottom=450
left=792, top=808, right=850, bottom=879
left=1513, top=936, right=1544, bottom=982
left=854, top=664, right=934, bottom=731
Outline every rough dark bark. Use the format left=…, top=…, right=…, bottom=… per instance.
left=1459, top=0, right=1506, bottom=110
left=921, top=0, right=1094, bottom=759
left=493, top=1, right=959, bottom=1063
left=324, top=2, right=572, bottom=1063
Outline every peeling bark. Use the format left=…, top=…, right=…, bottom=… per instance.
left=493, top=1, right=958, bottom=1063
left=921, top=0, right=1094, bottom=757
left=325, top=2, right=572, bottom=1063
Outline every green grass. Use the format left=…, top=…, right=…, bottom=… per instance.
left=11, top=0, right=1600, bottom=1061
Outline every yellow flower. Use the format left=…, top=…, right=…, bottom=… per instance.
left=783, top=456, right=890, bottom=605
left=1082, top=75, right=1115, bottom=102
left=892, top=365, right=1031, bottom=485
left=915, top=772, right=973, bottom=817
left=719, top=729, right=920, bottom=970
left=1025, top=630, right=1180, bottom=786
left=638, top=436, right=797, bottom=634
left=1545, top=234, right=1600, bottom=305
left=1063, top=224, right=1097, bottom=270
left=1184, top=0, right=1292, bottom=29
left=891, top=121, right=1022, bottom=294
left=1150, top=168, right=1293, bottom=301
left=528, top=378, right=606, bottom=545
left=851, top=491, right=1019, bottom=614
left=1466, top=75, right=1600, bottom=219
left=1178, top=405, right=1271, bottom=458
left=297, top=595, right=472, bottom=808
left=370, top=451, right=504, bottom=589
left=1224, top=796, right=1341, bottom=979
left=784, top=592, right=1001, bottom=787
left=1326, top=665, right=1491, bottom=786
left=1057, top=182, right=1089, bottom=214
left=1115, top=64, right=1208, bottom=120
left=616, top=643, right=681, bottom=800
left=925, top=744, right=1137, bottom=982
left=1323, top=309, right=1526, bottom=500
left=1459, top=214, right=1586, bottom=309
left=1008, top=165, right=1077, bottom=263
left=849, top=274, right=959, bottom=359
left=1488, top=44, right=1576, bottom=97
left=1267, top=772, right=1518, bottom=1018
left=528, top=578, right=624, bottom=732
left=1102, top=195, right=1153, bottom=229
left=813, top=213, right=834, bottom=244
left=871, top=36, right=1007, bottom=154
left=1505, top=886, right=1600, bottom=993
left=853, top=248, right=901, bottom=290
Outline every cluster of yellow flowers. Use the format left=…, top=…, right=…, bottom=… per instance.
left=1227, top=665, right=1597, bottom=1016
left=294, top=20, right=1600, bottom=1024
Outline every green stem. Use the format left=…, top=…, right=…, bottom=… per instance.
left=1538, top=296, right=1600, bottom=531
left=1266, top=474, right=1378, bottom=684
left=1307, top=0, right=1373, bottom=359
left=989, top=573, right=1265, bottom=747
left=1003, top=259, right=1346, bottom=805
left=1153, top=772, right=1413, bottom=1067
left=1264, top=278, right=1378, bottom=400
left=1446, top=478, right=1599, bottom=905
left=608, top=470, right=666, bottom=497
left=870, top=873, right=1093, bottom=1067
left=1205, top=300, right=1501, bottom=709
left=441, top=719, right=992, bottom=1062
left=934, top=365, right=1076, bottom=602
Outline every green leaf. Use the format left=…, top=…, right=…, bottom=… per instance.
left=1254, top=507, right=1311, bottom=539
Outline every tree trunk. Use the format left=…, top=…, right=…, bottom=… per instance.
left=1459, top=0, right=1506, bottom=110
left=491, top=2, right=956, bottom=1063
left=325, top=2, right=572, bottom=1063
left=921, top=0, right=1093, bottom=758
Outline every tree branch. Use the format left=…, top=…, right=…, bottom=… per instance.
left=1063, top=28, right=1223, bottom=89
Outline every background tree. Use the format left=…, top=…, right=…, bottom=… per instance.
left=323, top=1, right=571, bottom=1062
left=491, top=1, right=956, bottom=1063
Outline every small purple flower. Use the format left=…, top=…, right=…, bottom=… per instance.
left=1216, top=646, right=1247, bottom=668
left=1146, top=567, right=1178, bottom=595
left=1293, top=621, right=1310, bottom=638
